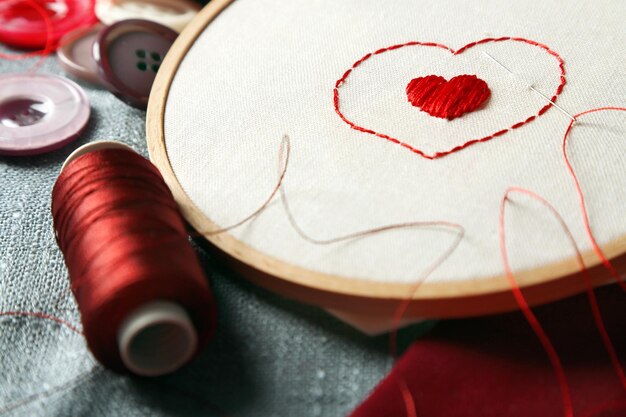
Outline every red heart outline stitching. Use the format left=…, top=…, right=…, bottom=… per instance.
left=333, top=37, right=566, bottom=160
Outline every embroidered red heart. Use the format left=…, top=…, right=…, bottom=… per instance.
left=333, top=37, right=567, bottom=160
left=406, top=74, right=491, bottom=120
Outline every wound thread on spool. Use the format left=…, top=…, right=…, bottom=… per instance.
left=51, top=141, right=216, bottom=376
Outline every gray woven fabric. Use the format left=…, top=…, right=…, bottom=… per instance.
left=0, top=48, right=432, bottom=417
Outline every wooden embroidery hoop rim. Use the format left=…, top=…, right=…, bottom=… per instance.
left=146, top=0, right=625, bottom=318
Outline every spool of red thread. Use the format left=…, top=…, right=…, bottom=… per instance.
left=52, top=141, right=216, bottom=376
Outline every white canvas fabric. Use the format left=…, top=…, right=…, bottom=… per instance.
left=164, top=0, right=626, bottom=284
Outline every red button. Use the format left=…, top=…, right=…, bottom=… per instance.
left=0, top=74, right=90, bottom=156
left=0, top=0, right=97, bottom=50
left=93, top=19, right=177, bottom=109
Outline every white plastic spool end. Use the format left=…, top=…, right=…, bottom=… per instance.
left=117, top=301, right=198, bottom=377
left=61, top=140, right=136, bottom=171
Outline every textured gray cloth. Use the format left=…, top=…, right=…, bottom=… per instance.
left=0, top=49, right=432, bottom=417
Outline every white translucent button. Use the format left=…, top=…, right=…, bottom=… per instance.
left=95, top=0, right=200, bottom=33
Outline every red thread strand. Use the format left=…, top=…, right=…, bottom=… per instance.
left=398, top=377, right=418, bottom=417
left=562, top=107, right=626, bottom=292
left=51, top=148, right=217, bottom=373
left=500, top=186, right=626, bottom=415
left=499, top=188, right=574, bottom=417
left=510, top=187, right=625, bottom=386
left=334, top=37, right=567, bottom=159
left=0, top=311, right=81, bottom=334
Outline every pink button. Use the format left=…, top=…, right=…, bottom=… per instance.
left=0, top=74, right=90, bottom=156
left=93, top=19, right=177, bottom=109
left=57, top=24, right=104, bottom=85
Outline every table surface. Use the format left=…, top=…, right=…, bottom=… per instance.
left=0, top=48, right=440, bottom=417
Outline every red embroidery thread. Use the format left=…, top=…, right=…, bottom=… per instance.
left=562, top=107, right=626, bottom=293
left=334, top=37, right=567, bottom=160
left=0, top=311, right=82, bottom=334
left=406, top=74, right=491, bottom=120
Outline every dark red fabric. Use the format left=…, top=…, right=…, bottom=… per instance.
left=351, top=286, right=626, bottom=417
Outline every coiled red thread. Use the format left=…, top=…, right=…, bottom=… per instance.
left=334, top=37, right=566, bottom=160
left=406, top=74, right=491, bottom=120
left=0, top=0, right=53, bottom=72
left=51, top=148, right=217, bottom=373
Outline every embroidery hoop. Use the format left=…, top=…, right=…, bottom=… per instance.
left=146, top=0, right=626, bottom=319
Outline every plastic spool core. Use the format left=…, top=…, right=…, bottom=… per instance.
left=61, top=141, right=198, bottom=376
left=61, top=140, right=135, bottom=170
left=118, top=301, right=198, bottom=376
